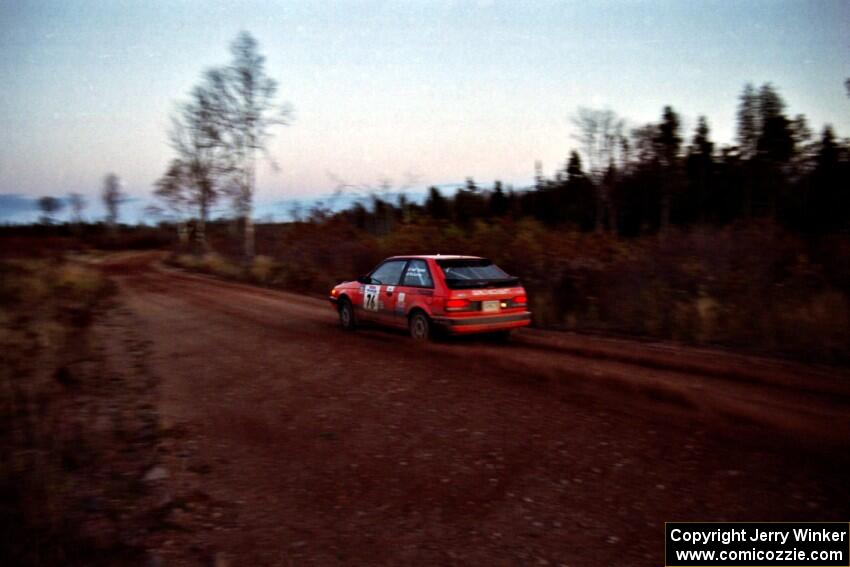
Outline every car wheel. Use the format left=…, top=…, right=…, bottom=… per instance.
left=409, top=311, right=431, bottom=341
left=339, top=298, right=356, bottom=331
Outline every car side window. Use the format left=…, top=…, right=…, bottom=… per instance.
left=369, top=260, right=406, bottom=285
left=401, top=259, right=433, bottom=288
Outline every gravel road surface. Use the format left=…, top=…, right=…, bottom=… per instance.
left=98, top=252, right=850, bottom=566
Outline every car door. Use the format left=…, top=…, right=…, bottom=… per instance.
left=396, top=259, right=435, bottom=324
left=361, top=259, right=406, bottom=325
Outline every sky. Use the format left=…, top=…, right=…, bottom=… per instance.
left=1, top=0, right=849, bottom=223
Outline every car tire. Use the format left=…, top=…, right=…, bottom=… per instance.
left=339, top=298, right=356, bottom=331
left=409, top=311, right=431, bottom=341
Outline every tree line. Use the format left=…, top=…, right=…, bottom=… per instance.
left=346, top=82, right=848, bottom=237
left=33, top=34, right=849, bottom=245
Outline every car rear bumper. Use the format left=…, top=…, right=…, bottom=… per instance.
left=432, top=311, right=531, bottom=334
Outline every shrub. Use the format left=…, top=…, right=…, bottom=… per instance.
left=250, top=255, right=277, bottom=284
left=192, top=218, right=849, bottom=363
left=174, top=254, right=200, bottom=270
left=201, top=253, right=241, bottom=278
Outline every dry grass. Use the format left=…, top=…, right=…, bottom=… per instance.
left=201, top=253, right=241, bottom=278
left=174, top=252, right=243, bottom=279
left=0, top=257, right=112, bottom=565
left=249, top=255, right=277, bottom=284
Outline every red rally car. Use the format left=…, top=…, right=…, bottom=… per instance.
left=329, top=255, right=531, bottom=340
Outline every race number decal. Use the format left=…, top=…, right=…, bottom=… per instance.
left=363, top=285, right=380, bottom=311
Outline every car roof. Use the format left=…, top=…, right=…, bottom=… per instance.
left=386, top=254, right=483, bottom=261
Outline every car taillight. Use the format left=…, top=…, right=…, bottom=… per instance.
left=513, top=295, right=527, bottom=305
left=445, top=298, right=470, bottom=311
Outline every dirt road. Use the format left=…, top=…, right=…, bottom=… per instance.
left=99, top=252, right=849, bottom=566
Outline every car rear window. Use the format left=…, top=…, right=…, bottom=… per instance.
left=436, top=258, right=519, bottom=289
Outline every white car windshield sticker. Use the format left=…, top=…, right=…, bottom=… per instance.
left=364, top=285, right=380, bottom=311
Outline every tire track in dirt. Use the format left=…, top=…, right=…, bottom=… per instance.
left=122, top=258, right=850, bottom=449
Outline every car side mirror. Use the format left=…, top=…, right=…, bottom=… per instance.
left=356, top=275, right=371, bottom=284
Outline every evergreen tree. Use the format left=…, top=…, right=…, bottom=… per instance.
left=654, top=106, right=682, bottom=165
left=816, top=125, right=838, bottom=171
left=654, top=106, right=682, bottom=231
left=810, top=125, right=847, bottom=230
left=454, top=178, right=486, bottom=225
left=788, top=114, right=814, bottom=179
left=566, top=151, right=583, bottom=180
left=489, top=180, right=508, bottom=217
left=424, top=186, right=449, bottom=220
left=754, top=84, right=794, bottom=216
left=686, top=116, right=715, bottom=223
left=691, top=116, right=713, bottom=157
left=756, top=84, right=794, bottom=164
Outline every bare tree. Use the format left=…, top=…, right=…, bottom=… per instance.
left=154, top=32, right=290, bottom=259
left=571, top=108, right=626, bottom=233
left=68, top=192, right=86, bottom=224
left=152, top=159, right=192, bottom=246
left=630, top=124, right=658, bottom=164
left=329, top=171, right=419, bottom=205
left=737, top=83, right=759, bottom=160
left=165, top=80, right=226, bottom=250
left=37, top=196, right=63, bottom=225
left=210, top=32, right=292, bottom=260
left=102, top=173, right=125, bottom=229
